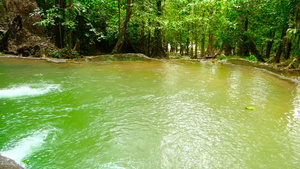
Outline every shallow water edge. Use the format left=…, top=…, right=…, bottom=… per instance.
left=1, top=54, right=299, bottom=84
left=1, top=58, right=299, bottom=168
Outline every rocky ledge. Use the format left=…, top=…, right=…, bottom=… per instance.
left=0, top=155, right=24, bottom=169
left=225, top=58, right=300, bottom=83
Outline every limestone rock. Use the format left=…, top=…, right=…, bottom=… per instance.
left=0, top=155, right=24, bottom=169
left=0, top=0, right=51, bottom=55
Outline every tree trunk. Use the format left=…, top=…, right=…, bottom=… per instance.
left=44, top=0, right=48, bottom=12
left=147, top=1, right=151, bottom=57
left=190, top=41, right=193, bottom=58
left=118, top=0, right=121, bottom=34
left=151, top=25, right=167, bottom=58
left=54, top=0, right=66, bottom=48
left=248, top=39, right=264, bottom=62
left=284, top=39, right=292, bottom=60
left=147, top=26, right=151, bottom=56
left=190, top=26, right=193, bottom=57
left=180, top=30, right=183, bottom=55
left=266, top=29, right=274, bottom=58
left=185, top=24, right=190, bottom=55
left=200, top=33, right=205, bottom=57
left=237, top=15, right=250, bottom=57
left=61, top=0, right=66, bottom=47
left=194, top=29, right=198, bottom=59
left=73, top=39, right=80, bottom=52
left=54, top=0, right=61, bottom=48
left=274, top=25, right=288, bottom=63
left=151, top=0, right=167, bottom=58
left=223, top=41, right=233, bottom=56
left=111, top=0, right=134, bottom=54
left=297, top=2, right=300, bottom=50
left=206, top=33, right=214, bottom=56
left=186, top=36, right=189, bottom=55
left=170, top=43, right=174, bottom=52
left=68, top=0, right=72, bottom=52
left=141, top=0, right=146, bottom=54
left=141, top=25, right=145, bottom=54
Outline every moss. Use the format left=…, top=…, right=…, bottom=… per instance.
left=84, top=54, right=154, bottom=62
left=218, top=55, right=240, bottom=60
left=49, top=48, right=81, bottom=59
left=227, top=58, right=300, bottom=81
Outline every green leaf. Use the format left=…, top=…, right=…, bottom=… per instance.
left=245, top=107, right=256, bottom=110
left=22, top=159, right=30, bottom=165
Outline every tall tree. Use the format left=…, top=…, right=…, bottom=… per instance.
left=111, top=0, right=134, bottom=54
left=297, top=1, right=300, bottom=51
left=151, top=0, right=167, bottom=58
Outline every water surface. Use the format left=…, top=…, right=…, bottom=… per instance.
left=0, top=58, right=299, bottom=168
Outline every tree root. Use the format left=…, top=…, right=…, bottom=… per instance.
left=284, top=57, right=298, bottom=70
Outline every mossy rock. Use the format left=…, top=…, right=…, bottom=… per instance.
left=83, top=54, right=155, bottom=62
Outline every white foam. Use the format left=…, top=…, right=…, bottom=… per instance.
left=0, top=130, right=49, bottom=167
left=0, top=84, right=60, bottom=98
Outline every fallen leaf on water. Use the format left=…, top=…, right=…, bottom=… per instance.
left=245, top=107, right=255, bottom=110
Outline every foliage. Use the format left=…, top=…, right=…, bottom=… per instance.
left=22, top=159, right=30, bottom=165
left=295, top=50, right=300, bottom=59
left=32, top=0, right=300, bottom=62
left=49, top=48, right=80, bottom=59
left=49, top=51, right=62, bottom=58
left=245, top=55, right=258, bottom=62
left=217, top=55, right=240, bottom=60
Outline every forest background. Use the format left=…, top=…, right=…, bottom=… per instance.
left=0, top=0, right=300, bottom=67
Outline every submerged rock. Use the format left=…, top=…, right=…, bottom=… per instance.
left=0, top=155, right=24, bottom=169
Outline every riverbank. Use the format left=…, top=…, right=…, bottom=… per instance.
left=1, top=54, right=300, bottom=83
left=224, top=58, right=300, bottom=83
left=0, top=53, right=159, bottom=63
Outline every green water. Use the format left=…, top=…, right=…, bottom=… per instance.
left=0, top=58, right=299, bottom=169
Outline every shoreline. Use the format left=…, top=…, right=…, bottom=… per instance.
left=224, top=58, right=300, bottom=83
left=1, top=54, right=299, bottom=84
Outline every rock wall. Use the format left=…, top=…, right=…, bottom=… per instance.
left=0, top=0, right=54, bottom=56
left=1, top=0, right=43, bottom=34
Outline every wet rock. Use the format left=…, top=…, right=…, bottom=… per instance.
left=17, top=46, right=31, bottom=57
left=33, top=45, right=40, bottom=52
left=5, top=51, right=18, bottom=55
left=0, top=155, right=24, bottom=169
left=17, top=45, right=41, bottom=57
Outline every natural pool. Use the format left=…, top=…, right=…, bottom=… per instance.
left=0, top=58, right=299, bottom=169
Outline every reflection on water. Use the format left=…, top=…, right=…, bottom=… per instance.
left=0, top=59, right=299, bottom=169
left=292, top=85, right=300, bottom=119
